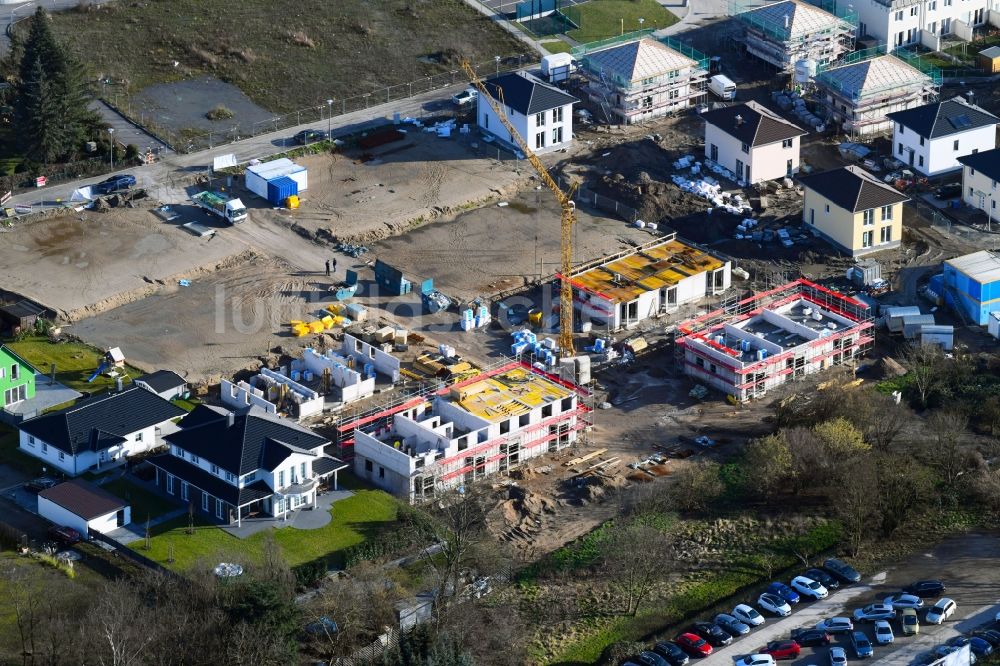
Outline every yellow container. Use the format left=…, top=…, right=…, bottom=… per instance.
left=286, top=195, right=300, bottom=209
left=289, top=319, right=305, bottom=326
left=308, top=321, right=325, bottom=333
left=321, top=315, right=335, bottom=329
left=528, top=310, right=543, bottom=326
left=292, top=324, right=310, bottom=337
left=326, top=303, right=345, bottom=315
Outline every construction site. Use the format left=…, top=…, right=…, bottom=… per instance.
left=731, top=0, right=857, bottom=72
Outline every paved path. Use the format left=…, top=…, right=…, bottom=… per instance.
left=656, top=0, right=729, bottom=36
left=88, top=99, right=170, bottom=156
left=0, top=0, right=114, bottom=55
left=104, top=507, right=187, bottom=545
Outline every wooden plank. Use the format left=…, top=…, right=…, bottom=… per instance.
left=563, top=448, right=608, bottom=467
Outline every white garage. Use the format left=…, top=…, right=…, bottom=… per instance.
left=38, top=479, right=130, bottom=537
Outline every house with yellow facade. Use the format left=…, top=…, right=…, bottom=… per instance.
left=799, top=166, right=908, bottom=257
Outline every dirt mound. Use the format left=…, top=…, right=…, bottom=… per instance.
left=499, top=486, right=558, bottom=542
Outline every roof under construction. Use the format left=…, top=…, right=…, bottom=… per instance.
left=571, top=238, right=725, bottom=303
left=739, top=0, right=845, bottom=40
left=448, top=367, right=572, bottom=422
left=816, top=54, right=929, bottom=99
left=582, top=37, right=697, bottom=83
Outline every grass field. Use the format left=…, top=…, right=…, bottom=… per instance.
left=566, top=0, right=679, bottom=43
left=101, top=478, right=178, bottom=523
left=47, top=0, right=527, bottom=114
left=6, top=335, right=145, bottom=395
left=132, top=489, right=399, bottom=571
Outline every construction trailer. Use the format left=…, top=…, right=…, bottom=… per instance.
left=676, top=279, right=874, bottom=402
left=812, top=48, right=939, bottom=138
left=351, top=362, right=591, bottom=503
left=568, top=234, right=731, bottom=331
left=731, top=0, right=857, bottom=72
left=573, top=31, right=709, bottom=125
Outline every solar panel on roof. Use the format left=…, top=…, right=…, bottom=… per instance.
left=950, top=114, right=972, bottom=130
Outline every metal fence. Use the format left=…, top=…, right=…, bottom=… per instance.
left=567, top=180, right=641, bottom=223
left=102, top=54, right=537, bottom=155
left=88, top=528, right=178, bottom=577
left=926, top=206, right=1000, bottom=249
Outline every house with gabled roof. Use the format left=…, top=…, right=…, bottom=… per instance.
left=734, top=0, right=856, bottom=72
left=0, top=344, right=37, bottom=412
left=17, top=386, right=185, bottom=476
left=701, top=101, right=806, bottom=184
left=799, top=165, right=909, bottom=256
left=148, top=405, right=346, bottom=525
left=887, top=97, right=999, bottom=176
left=957, top=148, right=1000, bottom=226
left=476, top=71, right=577, bottom=154
left=575, top=37, right=708, bottom=124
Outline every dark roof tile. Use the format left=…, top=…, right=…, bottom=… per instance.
left=957, top=147, right=1000, bottom=181
left=701, top=101, right=805, bottom=147
left=136, top=370, right=187, bottom=394
left=886, top=97, right=999, bottom=139
left=39, top=478, right=127, bottom=520
left=798, top=165, right=909, bottom=212
left=482, top=72, right=577, bottom=116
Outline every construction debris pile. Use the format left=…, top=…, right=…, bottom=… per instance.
left=670, top=155, right=754, bottom=214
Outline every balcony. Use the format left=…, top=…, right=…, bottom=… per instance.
left=281, top=478, right=316, bottom=494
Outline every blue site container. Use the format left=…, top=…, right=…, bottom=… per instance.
left=267, top=176, right=298, bottom=205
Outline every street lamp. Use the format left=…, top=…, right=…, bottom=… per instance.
left=108, top=128, right=114, bottom=170
left=327, top=99, right=333, bottom=136
left=495, top=55, right=501, bottom=76
left=638, top=17, right=645, bottom=30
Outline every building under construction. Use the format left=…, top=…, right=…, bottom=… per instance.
left=573, top=31, right=709, bottom=124
left=732, top=0, right=857, bottom=72
left=812, top=49, right=939, bottom=138
left=676, top=279, right=874, bottom=402
left=569, top=234, right=731, bottom=331
left=351, top=363, right=590, bottom=502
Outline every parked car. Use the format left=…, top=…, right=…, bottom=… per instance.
left=934, top=183, right=962, bottom=200
left=762, top=640, right=800, bottom=660
left=829, top=646, right=848, bottom=666
left=948, top=636, right=994, bottom=657
left=883, top=593, right=924, bottom=610
left=689, top=622, right=732, bottom=647
left=304, top=616, right=338, bottom=636
left=853, top=604, right=897, bottom=622
left=639, top=651, right=671, bottom=666
left=933, top=644, right=975, bottom=664
left=93, top=174, right=136, bottom=194
left=653, top=641, right=690, bottom=666
left=451, top=87, right=478, bottom=106
left=675, top=633, right=712, bottom=657
left=791, top=575, right=829, bottom=600
left=874, top=620, right=895, bottom=645
left=790, top=629, right=831, bottom=647
left=47, top=525, right=82, bottom=545
left=766, top=582, right=801, bottom=604
left=972, top=629, right=1000, bottom=647
left=733, top=604, right=765, bottom=627
left=815, top=617, right=854, bottom=634
left=850, top=631, right=874, bottom=658
left=714, top=613, right=750, bottom=636
left=758, top=593, right=792, bottom=617
left=926, top=598, right=956, bottom=624
left=900, top=608, right=920, bottom=636
left=805, top=568, right=840, bottom=590
left=904, top=580, right=946, bottom=598
left=23, top=476, right=58, bottom=493
left=736, top=655, right=775, bottom=666
left=293, top=129, right=328, bottom=144
left=823, top=558, right=862, bottom=583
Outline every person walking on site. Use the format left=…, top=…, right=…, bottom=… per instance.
left=331, top=257, right=337, bottom=276
left=325, top=260, right=330, bottom=277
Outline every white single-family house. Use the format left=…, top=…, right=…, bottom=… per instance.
left=701, top=101, right=806, bottom=184
left=957, top=148, right=1000, bottom=225
left=887, top=97, right=999, bottom=176
left=477, top=71, right=577, bottom=154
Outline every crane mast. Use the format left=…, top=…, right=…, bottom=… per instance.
left=460, top=60, right=576, bottom=355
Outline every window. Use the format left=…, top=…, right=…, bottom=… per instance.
left=899, top=126, right=904, bottom=135
left=482, top=113, right=489, bottom=129
left=278, top=470, right=285, bottom=487
left=954, top=140, right=960, bottom=151
left=881, top=205, right=893, bottom=221
left=862, top=230, right=874, bottom=248
left=457, top=435, right=468, bottom=451
left=210, top=463, right=219, bottom=475
left=918, top=155, right=924, bottom=167
left=379, top=466, right=385, bottom=479
left=898, top=142, right=904, bottom=155
left=225, top=471, right=235, bottom=483
left=0, top=367, right=4, bottom=379
left=243, top=471, right=256, bottom=483
left=929, top=1, right=936, bottom=9
left=518, top=414, right=530, bottom=427
left=301, top=462, right=306, bottom=479
left=167, top=474, right=175, bottom=495
left=561, top=396, right=574, bottom=412
left=202, top=492, right=208, bottom=511
left=551, top=127, right=563, bottom=144
left=741, top=142, right=750, bottom=154
left=668, top=89, right=679, bottom=100
left=919, top=136, right=925, bottom=146
left=535, top=111, right=546, bottom=126
left=135, top=431, right=143, bottom=442
left=778, top=138, right=792, bottom=149
left=894, top=10, right=903, bottom=20
left=535, top=132, right=545, bottom=150
left=216, top=499, right=223, bottom=519
left=175, top=446, right=184, bottom=459
left=970, top=186, right=975, bottom=196
left=553, top=107, right=563, bottom=123
left=58, top=451, right=64, bottom=461
left=971, top=168, right=976, bottom=176
left=993, top=180, right=997, bottom=189
left=500, top=420, right=510, bottom=435
left=41, top=442, right=47, bottom=453
left=27, top=435, right=35, bottom=447
left=862, top=209, right=874, bottom=226
left=181, top=481, right=189, bottom=501
left=910, top=6, right=918, bottom=15
left=190, top=454, right=199, bottom=464
left=642, top=95, right=652, bottom=108
left=365, top=460, right=373, bottom=472
left=825, top=204, right=830, bottom=213
left=880, top=226, right=893, bottom=243
left=542, top=404, right=553, bottom=418
left=10, top=364, right=18, bottom=380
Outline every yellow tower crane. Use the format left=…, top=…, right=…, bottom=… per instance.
left=460, top=59, right=576, bottom=355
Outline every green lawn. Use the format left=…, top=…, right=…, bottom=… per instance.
left=541, top=39, right=574, bottom=54
left=170, top=397, right=201, bottom=412
left=101, top=478, right=178, bottom=523
left=132, top=490, right=400, bottom=571
left=6, top=335, right=145, bottom=395
left=566, top=0, right=679, bottom=43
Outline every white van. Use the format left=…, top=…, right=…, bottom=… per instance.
left=709, top=74, right=736, bottom=100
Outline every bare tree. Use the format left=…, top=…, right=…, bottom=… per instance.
left=904, top=344, right=944, bottom=408
left=875, top=453, right=934, bottom=536
left=89, top=579, right=155, bottom=666
left=666, top=460, right=724, bottom=513
left=831, top=457, right=879, bottom=556
left=924, top=411, right=970, bottom=491
left=601, top=522, right=673, bottom=616
left=861, top=394, right=908, bottom=452
left=6, top=566, right=39, bottom=664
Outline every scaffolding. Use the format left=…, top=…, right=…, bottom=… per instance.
left=812, top=48, right=939, bottom=138
left=675, top=279, right=875, bottom=402
left=731, top=0, right=857, bottom=71
left=573, top=32, right=709, bottom=124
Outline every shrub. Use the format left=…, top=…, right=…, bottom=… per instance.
left=205, top=104, right=234, bottom=121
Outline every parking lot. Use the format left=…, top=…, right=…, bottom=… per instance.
left=683, top=532, right=1000, bottom=666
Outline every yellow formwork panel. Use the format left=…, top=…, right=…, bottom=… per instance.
left=452, top=368, right=573, bottom=423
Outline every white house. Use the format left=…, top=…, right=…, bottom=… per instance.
left=852, top=0, right=997, bottom=50
left=135, top=369, right=188, bottom=401
left=957, top=147, right=1000, bottom=225
left=17, top=386, right=185, bottom=476
left=701, top=101, right=806, bottom=184
left=477, top=71, right=577, bottom=154
left=149, top=405, right=347, bottom=525
left=887, top=97, right=999, bottom=176
left=38, top=478, right=130, bottom=537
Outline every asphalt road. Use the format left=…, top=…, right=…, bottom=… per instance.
left=0, top=0, right=114, bottom=55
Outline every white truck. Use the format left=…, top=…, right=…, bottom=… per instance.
left=191, top=190, right=247, bottom=224
left=708, top=74, right=737, bottom=101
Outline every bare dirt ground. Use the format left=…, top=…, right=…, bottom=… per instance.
left=0, top=204, right=246, bottom=320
